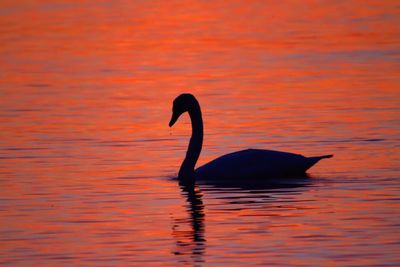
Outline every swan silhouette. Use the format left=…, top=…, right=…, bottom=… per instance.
left=169, top=93, right=332, bottom=180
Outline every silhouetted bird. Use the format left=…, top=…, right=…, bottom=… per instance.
left=169, top=93, right=332, bottom=181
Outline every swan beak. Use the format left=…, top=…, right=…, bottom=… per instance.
left=169, top=112, right=179, bottom=127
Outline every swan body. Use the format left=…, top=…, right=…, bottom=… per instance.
left=169, top=94, right=332, bottom=180
left=195, top=149, right=332, bottom=180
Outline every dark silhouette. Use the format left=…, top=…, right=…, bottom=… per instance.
left=171, top=180, right=205, bottom=265
left=169, top=93, right=333, bottom=181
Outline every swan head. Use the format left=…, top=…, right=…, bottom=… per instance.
left=169, top=93, right=197, bottom=127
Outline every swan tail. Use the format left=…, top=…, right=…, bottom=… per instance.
left=318, top=154, right=333, bottom=159
left=309, top=154, right=333, bottom=162
left=304, top=154, right=333, bottom=171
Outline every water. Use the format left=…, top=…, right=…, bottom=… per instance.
left=1, top=1, right=400, bottom=266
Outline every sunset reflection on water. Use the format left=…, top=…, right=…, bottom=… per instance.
left=1, top=1, right=400, bottom=266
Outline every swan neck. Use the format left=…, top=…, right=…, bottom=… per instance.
left=179, top=103, right=203, bottom=179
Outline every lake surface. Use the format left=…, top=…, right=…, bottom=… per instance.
left=1, top=1, right=400, bottom=266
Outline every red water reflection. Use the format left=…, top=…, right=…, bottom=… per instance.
left=0, top=0, right=399, bottom=265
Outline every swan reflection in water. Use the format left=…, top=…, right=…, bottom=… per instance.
left=172, top=180, right=205, bottom=265
left=171, top=178, right=311, bottom=265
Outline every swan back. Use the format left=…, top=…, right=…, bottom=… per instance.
left=195, top=149, right=328, bottom=180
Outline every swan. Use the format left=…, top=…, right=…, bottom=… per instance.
left=169, top=93, right=333, bottom=180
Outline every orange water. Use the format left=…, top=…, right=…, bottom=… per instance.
left=1, top=1, right=400, bottom=266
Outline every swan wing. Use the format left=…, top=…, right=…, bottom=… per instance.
left=195, top=149, right=317, bottom=179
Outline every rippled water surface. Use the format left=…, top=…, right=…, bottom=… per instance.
left=1, top=1, right=400, bottom=266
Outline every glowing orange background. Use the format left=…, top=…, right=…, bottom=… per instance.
left=0, top=1, right=399, bottom=265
